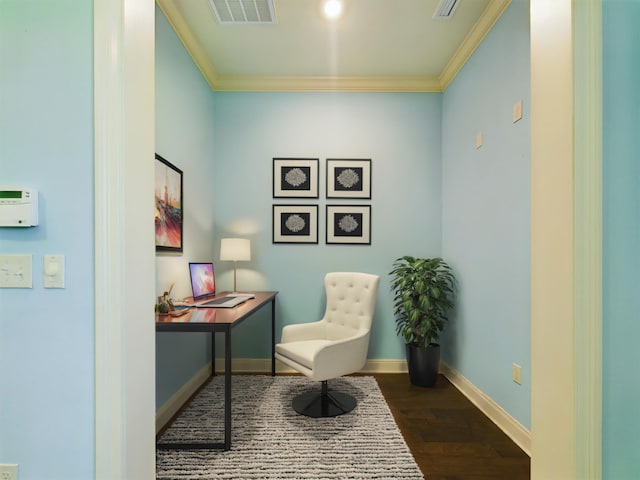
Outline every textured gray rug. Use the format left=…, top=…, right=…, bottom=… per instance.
left=156, top=375, right=424, bottom=479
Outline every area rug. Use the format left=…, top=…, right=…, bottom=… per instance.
left=156, top=375, right=424, bottom=479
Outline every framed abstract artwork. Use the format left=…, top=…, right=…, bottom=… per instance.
left=326, top=158, right=371, bottom=199
left=155, top=154, right=183, bottom=252
left=273, top=204, right=318, bottom=244
left=326, top=205, right=371, bottom=245
left=273, top=158, right=319, bottom=198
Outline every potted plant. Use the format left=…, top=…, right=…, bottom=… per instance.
left=390, top=256, right=456, bottom=387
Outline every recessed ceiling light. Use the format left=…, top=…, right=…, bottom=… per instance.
left=322, top=0, right=343, bottom=20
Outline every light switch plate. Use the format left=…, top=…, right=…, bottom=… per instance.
left=43, top=254, right=65, bottom=288
left=0, top=463, right=18, bottom=480
left=0, top=254, right=32, bottom=288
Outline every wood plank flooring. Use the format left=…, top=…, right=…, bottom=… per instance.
left=374, top=373, right=530, bottom=480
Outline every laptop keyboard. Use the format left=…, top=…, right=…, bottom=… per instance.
left=200, top=297, right=230, bottom=306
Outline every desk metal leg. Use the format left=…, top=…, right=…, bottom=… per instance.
left=271, top=298, right=276, bottom=376
left=157, top=330, right=228, bottom=452
left=224, top=328, right=232, bottom=450
left=211, top=331, right=216, bottom=377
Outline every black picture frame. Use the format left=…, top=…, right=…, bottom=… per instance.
left=273, top=204, right=318, bottom=244
left=155, top=154, right=183, bottom=253
left=326, top=205, right=371, bottom=245
left=326, top=158, right=372, bottom=199
left=273, top=158, right=319, bottom=198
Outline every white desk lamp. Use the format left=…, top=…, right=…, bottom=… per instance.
left=220, top=238, right=251, bottom=293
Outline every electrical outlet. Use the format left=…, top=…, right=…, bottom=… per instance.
left=0, top=464, right=18, bottom=480
left=513, top=99, right=523, bottom=123
left=475, top=131, right=483, bottom=149
left=512, top=363, right=523, bottom=385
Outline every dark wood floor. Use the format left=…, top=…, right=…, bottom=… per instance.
left=374, top=373, right=530, bottom=480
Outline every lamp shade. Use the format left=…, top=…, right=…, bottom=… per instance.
left=220, top=238, right=251, bottom=261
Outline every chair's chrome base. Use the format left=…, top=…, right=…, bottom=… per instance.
left=292, top=380, right=357, bottom=418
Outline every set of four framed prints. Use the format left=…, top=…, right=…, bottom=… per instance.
left=273, top=158, right=372, bottom=245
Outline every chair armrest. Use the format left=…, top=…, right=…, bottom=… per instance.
left=280, top=321, right=326, bottom=343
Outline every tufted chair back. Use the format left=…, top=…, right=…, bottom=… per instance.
left=322, top=272, right=380, bottom=341
left=276, top=271, right=380, bottom=382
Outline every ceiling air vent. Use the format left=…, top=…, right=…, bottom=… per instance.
left=209, top=0, right=276, bottom=24
left=432, top=0, right=460, bottom=20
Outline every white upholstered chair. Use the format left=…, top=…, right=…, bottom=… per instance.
left=275, top=272, right=380, bottom=417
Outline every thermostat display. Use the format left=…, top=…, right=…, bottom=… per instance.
left=0, top=191, right=23, bottom=199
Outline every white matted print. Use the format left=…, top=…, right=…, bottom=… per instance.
left=273, top=158, right=319, bottom=198
left=326, top=205, right=371, bottom=245
left=326, top=159, right=371, bottom=199
left=273, top=205, right=318, bottom=244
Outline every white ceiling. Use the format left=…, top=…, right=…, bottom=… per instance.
left=156, top=0, right=511, bottom=92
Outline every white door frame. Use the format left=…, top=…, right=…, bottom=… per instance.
left=94, top=0, right=156, bottom=478
left=530, top=1, right=602, bottom=478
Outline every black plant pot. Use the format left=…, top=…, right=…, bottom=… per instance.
left=406, top=343, right=440, bottom=387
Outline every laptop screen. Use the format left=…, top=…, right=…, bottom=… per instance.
left=188, top=262, right=216, bottom=301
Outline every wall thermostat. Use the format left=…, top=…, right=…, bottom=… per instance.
left=0, top=186, right=39, bottom=227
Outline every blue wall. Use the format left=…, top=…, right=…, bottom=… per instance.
left=4, top=1, right=638, bottom=476
left=0, top=1, right=95, bottom=479
left=155, top=7, right=217, bottom=408
left=211, top=92, right=443, bottom=360
left=602, top=1, right=640, bottom=477
left=152, top=5, right=443, bottom=407
left=441, top=0, right=531, bottom=429
left=156, top=2, right=532, bottom=436
left=153, top=3, right=442, bottom=410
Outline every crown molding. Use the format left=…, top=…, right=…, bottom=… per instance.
left=156, top=0, right=219, bottom=90
left=213, top=75, right=442, bottom=92
left=157, top=0, right=511, bottom=93
left=438, top=0, right=512, bottom=90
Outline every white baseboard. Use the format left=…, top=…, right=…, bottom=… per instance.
left=218, top=357, right=408, bottom=374
left=361, top=358, right=409, bottom=373
left=440, top=361, right=531, bottom=456
left=156, top=363, right=211, bottom=434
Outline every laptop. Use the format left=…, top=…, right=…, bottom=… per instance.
left=188, top=262, right=253, bottom=308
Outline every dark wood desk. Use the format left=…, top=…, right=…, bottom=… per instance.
left=156, top=291, right=278, bottom=451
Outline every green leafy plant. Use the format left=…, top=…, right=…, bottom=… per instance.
left=390, top=256, right=456, bottom=348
